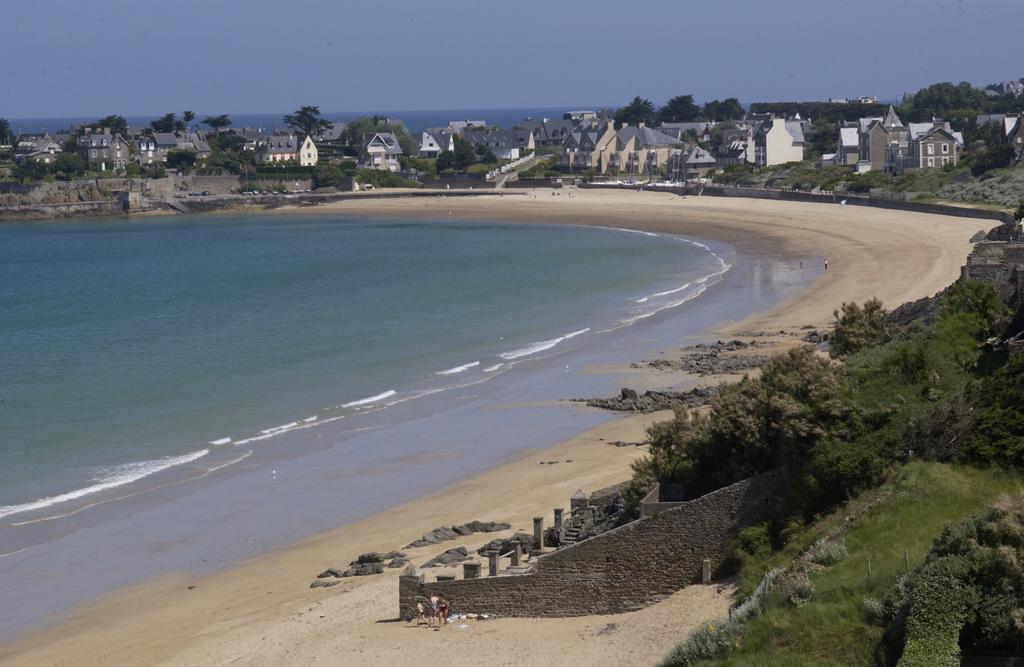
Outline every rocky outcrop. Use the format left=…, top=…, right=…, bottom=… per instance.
left=422, top=546, right=471, bottom=568
left=579, top=386, right=715, bottom=413
left=405, top=521, right=511, bottom=548
left=652, top=340, right=769, bottom=376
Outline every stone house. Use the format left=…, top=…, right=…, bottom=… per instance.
left=135, top=135, right=167, bottom=165
left=905, top=122, right=961, bottom=170
left=77, top=131, right=131, bottom=171
left=360, top=132, right=403, bottom=171
left=298, top=135, right=318, bottom=167
left=256, top=134, right=298, bottom=163
left=14, top=132, right=64, bottom=164
left=418, top=129, right=455, bottom=158
left=561, top=123, right=618, bottom=172
left=658, top=121, right=716, bottom=143
left=613, top=123, right=686, bottom=176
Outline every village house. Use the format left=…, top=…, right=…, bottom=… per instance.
left=298, top=135, right=319, bottom=167
left=658, top=121, right=716, bottom=143
left=561, top=122, right=618, bottom=172
left=462, top=127, right=535, bottom=161
left=360, top=132, right=403, bottom=172
left=753, top=116, right=805, bottom=166
left=857, top=106, right=907, bottom=172
left=418, top=129, right=455, bottom=158
left=14, top=132, right=63, bottom=164
left=905, top=121, right=961, bottom=170
left=77, top=131, right=131, bottom=171
left=256, top=133, right=298, bottom=163
left=563, top=123, right=683, bottom=176
left=668, top=145, right=717, bottom=180
left=837, top=126, right=859, bottom=166
left=515, top=118, right=575, bottom=147
left=135, top=135, right=166, bottom=165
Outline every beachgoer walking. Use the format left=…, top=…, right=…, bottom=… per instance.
left=430, top=595, right=440, bottom=627
left=416, top=601, right=427, bottom=626
left=824, top=258, right=829, bottom=271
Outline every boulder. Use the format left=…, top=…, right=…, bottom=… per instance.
left=422, top=546, right=471, bottom=568
left=340, top=562, right=385, bottom=577
left=351, top=552, right=384, bottom=565
left=386, top=557, right=409, bottom=568
left=452, top=524, right=474, bottom=536
left=476, top=532, right=535, bottom=556
left=620, top=387, right=639, bottom=401
left=310, top=579, right=342, bottom=588
left=382, top=550, right=406, bottom=560
left=317, top=568, right=346, bottom=579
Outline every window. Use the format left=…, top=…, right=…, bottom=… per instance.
left=941, top=143, right=949, bottom=154
left=942, top=157, right=949, bottom=166
left=927, top=157, right=934, bottom=167
left=927, top=143, right=934, bottom=155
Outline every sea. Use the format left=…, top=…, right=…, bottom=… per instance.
left=0, top=211, right=816, bottom=642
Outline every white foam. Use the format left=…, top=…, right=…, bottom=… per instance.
left=483, top=363, right=504, bottom=372
left=302, top=416, right=318, bottom=423
left=0, top=449, right=210, bottom=520
left=499, top=328, right=590, bottom=361
left=650, top=281, right=692, bottom=298
left=635, top=297, right=649, bottom=303
left=208, top=437, right=232, bottom=446
left=436, top=361, right=480, bottom=376
left=603, top=226, right=660, bottom=238
left=234, top=414, right=347, bottom=445
left=342, top=390, right=397, bottom=408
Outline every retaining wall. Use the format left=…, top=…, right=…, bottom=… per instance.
left=399, top=470, right=783, bottom=618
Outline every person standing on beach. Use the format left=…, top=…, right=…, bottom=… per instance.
left=824, top=258, right=828, bottom=271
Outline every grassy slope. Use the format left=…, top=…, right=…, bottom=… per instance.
left=697, top=462, right=1020, bottom=666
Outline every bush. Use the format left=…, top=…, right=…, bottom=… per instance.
left=805, top=538, right=848, bottom=566
left=660, top=619, right=738, bottom=666
left=831, top=298, right=892, bottom=357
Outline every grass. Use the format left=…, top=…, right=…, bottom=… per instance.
left=693, top=462, right=1020, bottom=666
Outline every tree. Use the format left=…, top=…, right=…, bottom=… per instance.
left=93, top=115, right=129, bottom=137
left=284, top=105, right=331, bottom=139
left=151, top=113, right=177, bottom=133
left=614, top=96, right=656, bottom=127
left=166, top=149, right=196, bottom=170
left=0, top=117, right=10, bottom=145
left=52, top=152, right=86, bottom=180
left=658, top=94, right=700, bottom=123
left=475, top=142, right=497, bottom=164
left=701, top=98, right=744, bottom=121
left=830, top=299, right=892, bottom=357
left=209, top=132, right=246, bottom=153
left=183, top=110, right=195, bottom=128
left=202, top=114, right=232, bottom=132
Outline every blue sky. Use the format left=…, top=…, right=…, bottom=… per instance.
left=1, top=0, right=1020, bottom=119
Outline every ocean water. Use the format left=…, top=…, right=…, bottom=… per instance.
left=0, top=214, right=726, bottom=519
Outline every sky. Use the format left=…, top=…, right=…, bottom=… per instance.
left=1, top=0, right=1021, bottom=120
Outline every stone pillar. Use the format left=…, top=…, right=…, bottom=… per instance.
left=702, top=558, right=712, bottom=585
left=554, top=507, right=564, bottom=532
left=511, top=542, right=522, bottom=566
left=463, top=562, right=481, bottom=579
left=533, top=516, right=544, bottom=550
left=398, top=565, right=425, bottom=619
left=487, top=550, right=499, bottom=577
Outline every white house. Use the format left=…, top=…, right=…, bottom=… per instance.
left=299, top=135, right=318, bottom=166
left=754, top=117, right=805, bottom=166
left=418, top=130, right=454, bottom=158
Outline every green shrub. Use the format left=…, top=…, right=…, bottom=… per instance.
left=831, top=298, right=892, bottom=357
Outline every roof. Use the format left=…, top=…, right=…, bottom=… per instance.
left=683, top=145, right=716, bottom=165
left=784, top=121, right=805, bottom=144
left=79, top=133, right=127, bottom=147
left=318, top=122, right=347, bottom=142
left=617, top=125, right=684, bottom=148
left=261, top=134, right=297, bottom=153
left=839, top=127, right=859, bottom=148
left=883, top=105, right=904, bottom=128
left=152, top=132, right=179, bottom=148
left=362, top=132, right=403, bottom=155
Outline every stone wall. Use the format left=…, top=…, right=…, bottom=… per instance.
left=399, top=470, right=784, bottom=618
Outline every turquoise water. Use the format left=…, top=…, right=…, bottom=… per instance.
left=0, top=214, right=725, bottom=515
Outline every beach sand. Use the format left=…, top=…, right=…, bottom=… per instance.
left=0, top=190, right=990, bottom=666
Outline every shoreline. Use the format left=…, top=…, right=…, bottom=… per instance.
left=0, top=191, right=991, bottom=666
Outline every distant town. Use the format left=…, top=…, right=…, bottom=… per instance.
left=3, top=76, right=1024, bottom=216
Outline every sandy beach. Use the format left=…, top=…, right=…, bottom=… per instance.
left=0, top=189, right=990, bottom=666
